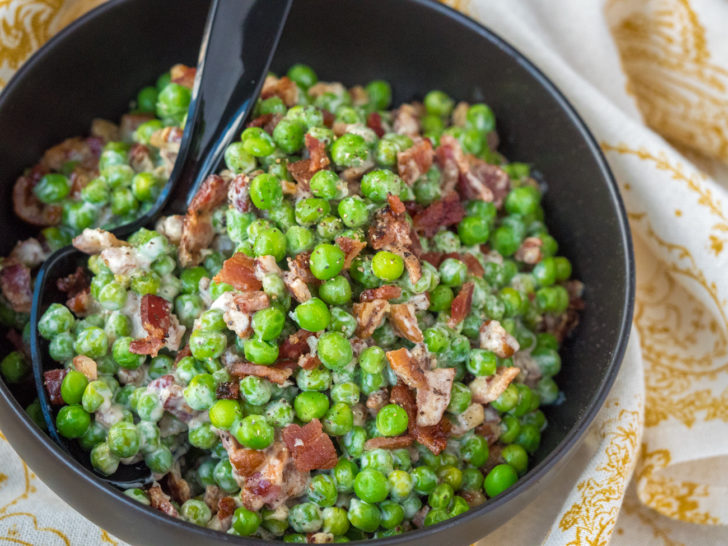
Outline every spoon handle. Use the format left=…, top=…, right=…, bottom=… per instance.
left=165, top=0, right=293, bottom=214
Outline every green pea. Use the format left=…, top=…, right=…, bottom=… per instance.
left=39, top=303, right=75, bottom=339
left=413, top=168, right=442, bottom=204
left=535, top=285, right=569, bottom=314
left=505, top=186, right=540, bottom=216
left=295, top=197, right=331, bottom=226
left=447, top=382, right=472, bottom=414
left=317, top=331, right=353, bottom=370
left=331, top=382, right=361, bottom=406
left=286, top=105, right=324, bottom=129
left=308, top=170, right=338, bottom=200
left=208, top=399, right=242, bottom=429
left=265, top=398, right=294, bottom=428
left=289, top=501, right=322, bottom=534
left=365, top=80, right=392, bottom=110
left=134, top=119, right=164, bottom=145
left=180, top=498, right=212, bottom=526
left=287, top=63, right=318, bottom=89
left=182, top=373, right=216, bottom=411
left=376, top=404, right=408, bottom=437
left=501, top=444, right=529, bottom=476
left=360, top=169, right=402, bottom=203
left=371, top=251, right=404, bottom=281
left=156, top=82, right=191, bottom=121
left=110, top=187, right=138, bottom=216
left=484, top=464, right=518, bottom=497
left=536, top=377, right=559, bottom=405
left=136, top=85, right=158, bottom=113
left=60, top=370, right=88, bottom=405
left=412, top=465, right=438, bottom=495
left=98, top=281, right=127, bottom=311
left=294, top=298, right=330, bottom=331
left=213, top=458, right=240, bottom=493
left=131, top=172, right=160, bottom=202
left=347, top=498, right=382, bottom=533
left=224, top=142, right=256, bottom=174
left=294, top=391, right=330, bottom=422
left=232, top=414, right=274, bottom=450
left=466, top=103, right=496, bottom=133
left=461, top=434, right=489, bottom=467
left=322, top=506, right=350, bottom=536
left=467, top=349, right=497, bottom=376
left=458, top=215, right=490, bottom=246
left=343, top=426, right=367, bottom=458
left=349, top=255, right=379, bottom=288
left=424, top=90, right=454, bottom=117
left=308, top=473, right=338, bottom=507
left=273, top=118, right=306, bottom=154
left=428, top=482, right=454, bottom=509
left=90, top=442, right=120, bottom=475
left=250, top=173, right=283, bottom=210
left=74, top=327, right=109, bottom=359
left=490, top=225, right=522, bottom=257
left=285, top=225, right=314, bottom=255
left=461, top=467, right=485, bottom=492
left=439, top=258, right=468, bottom=287
left=331, top=133, right=369, bottom=168
left=388, top=469, right=414, bottom=500
left=110, top=336, right=144, bottom=369
left=0, top=351, right=29, bottom=383
left=241, top=127, right=276, bottom=157
left=34, top=173, right=70, bottom=204
left=323, top=401, right=354, bottom=436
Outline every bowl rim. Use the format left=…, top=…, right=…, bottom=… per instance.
left=0, top=0, right=635, bottom=543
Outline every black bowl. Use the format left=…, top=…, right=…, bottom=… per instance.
left=0, top=0, right=634, bottom=543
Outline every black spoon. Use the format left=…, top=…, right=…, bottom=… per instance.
left=29, top=0, right=292, bottom=488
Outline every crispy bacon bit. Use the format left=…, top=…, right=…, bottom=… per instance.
left=90, top=118, right=120, bottom=142
left=448, top=282, right=474, bottom=328
left=129, top=143, right=154, bottom=172
left=247, top=113, right=273, bottom=129
left=229, top=361, right=293, bottom=385
left=178, top=212, right=215, bottom=268
left=216, top=381, right=240, bottom=400
left=353, top=300, right=390, bottom=339
left=386, top=348, right=426, bottom=389
left=57, top=266, right=88, bottom=296
left=479, top=320, right=519, bottom=358
left=475, top=408, right=502, bottom=444
left=188, top=174, right=228, bottom=214
left=461, top=158, right=510, bottom=207
left=387, top=193, right=406, bottom=214
left=129, top=294, right=171, bottom=357
left=461, top=489, right=486, bottom=508
left=282, top=419, right=338, bottom=473
left=148, top=484, right=179, bottom=518
left=412, top=192, right=466, bottom=238
left=214, top=253, right=263, bottom=292
left=288, top=252, right=317, bottom=284
left=287, top=136, right=330, bottom=188
left=220, top=431, right=267, bottom=477
left=416, top=368, right=455, bottom=427
left=393, top=103, right=421, bottom=136
left=204, top=485, right=223, bottom=513
left=279, top=329, right=317, bottom=360
left=43, top=368, right=68, bottom=405
left=228, top=173, right=252, bottom=213
left=368, top=201, right=421, bottom=284
left=366, top=112, right=385, bottom=137
left=364, top=435, right=414, bottom=450
left=470, top=366, right=521, bottom=404
left=284, top=255, right=314, bottom=303
left=298, top=354, right=321, bottom=371
left=0, top=262, right=32, bottom=313
left=232, top=291, right=269, bottom=314
left=72, top=228, right=130, bottom=254
left=389, top=303, right=423, bottom=343
left=9, top=238, right=47, bottom=268
left=366, top=389, right=390, bottom=414
left=514, top=236, right=543, bottom=265
left=170, top=63, right=196, bottom=88
left=13, top=172, right=61, bottom=227
left=165, top=464, right=192, bottom=504
left=359, top=285, right=402, bottom=302
left=72, top=355, right=97, bottom=381
left=450, top=402, right=486, bottom=436
left=261, top=75, right=299, bottom=106
left=389, top=381, right=450, bottom=454
left=174, top=345, right=191, bottom=364
left=460, top=253, right=485, bottom=277
left=335, top=236, right=366, bottom=270
left=119, top=113, right=154, bottom=141
left=397, top=139, right=434, bottom=185
left=212, top=496, right=237, bottom=531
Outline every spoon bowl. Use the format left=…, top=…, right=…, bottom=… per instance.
left=29, top=0, right=293, bottom=487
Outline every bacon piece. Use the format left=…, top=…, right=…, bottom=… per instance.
left=57, top=266, right=88, bottom=296
left=389, top=381, right=450, bottom=454
left=386, top=348, right=426, bottom=389
left=10, top=238, right=47, bottom=268
left=216, top=381, right=240, bottom=400
left=393, top=103, right=421, bottom=137
left=461, top=489, right=487, bottom=508
left=119, top=113, right=154, bottom=141
left=368, top=201, right=421, bottom=284
left=128, top=143, right=154, bottom=173
left=387, top=194, right=406, bottom=214
left=261, top=75, right=299, bottom=106
left=461, top=158, right=510, bottom=207
left=227, top=174, right=251, bottom=213
left=412, top=192, right=466, bottom=238
left=170, top=63, right=196, bottom=88
left=298, top=354, right=321, bottom=371
left=514, top=236, right=543, bottom=265
left=1, top=262, right=32, bottom=313
left=288, top=252, right=317, bottom=284
left=283, top=254, right=314, bottom=303
left=90, top=118, right=120, bottom=142
left=389, top=303, right=423, bottom=343
left=460, top=253, right=485, bottom=277
left=214, top=253, right=263, bottom=292
left=220, top=431, right=267, bottom=477
left=287, top=135, right=330, bottom=188
left=366, top=112, right=385, bottom=137
left=164, top=463, right=192, bottom=505
left=148, top=484, right=179, bottom=518
left=13, top=172, right=61, bottom=227
left=335, top=236, right=367, bottom=270
left=359, top=285, right=402, bottom=302
left=542, top=279, right=584, bottom=342
left=279, top=329, right=316, bottom=360
left=72, top=355, right=97, bottom=381
left=72, top=228, right=130, bottom=254
left=450, top=402, right=486, bottom=436
left=282, top=419, right=338, bottom=473
left=247, top=113, right=273, bottom=129
left=203, top=485, right=223, bottom=514
left=174, top=345, right=191, bottom=364
left=416, top=368, right=455, bottom=427
left=232, top=291, right=269, bottom=314
left=365, top=389, right=389, bottom=415
left=188, top=174, right=228, bottom=214
left=364, top=435, right=413, bottom=450
left=449, top=282, right=474, bottom=328
left=397, top=139, right=434, bottom=185
left=353, top=300, right=390, bottom=339
left=479, top=320, right=519, bottom=358
left=178, top=212, right=214, bottom=268
left=470, top=366, right=521, bottom=404
left=43, top=368, right=68, bottom=405
left=475, top=410, right=502, bottom=444
left=229, top=361, right=293, bottom=385
left=129, top=294, right=171, bottom=357
left=210, top=496, right=237, bottom=531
